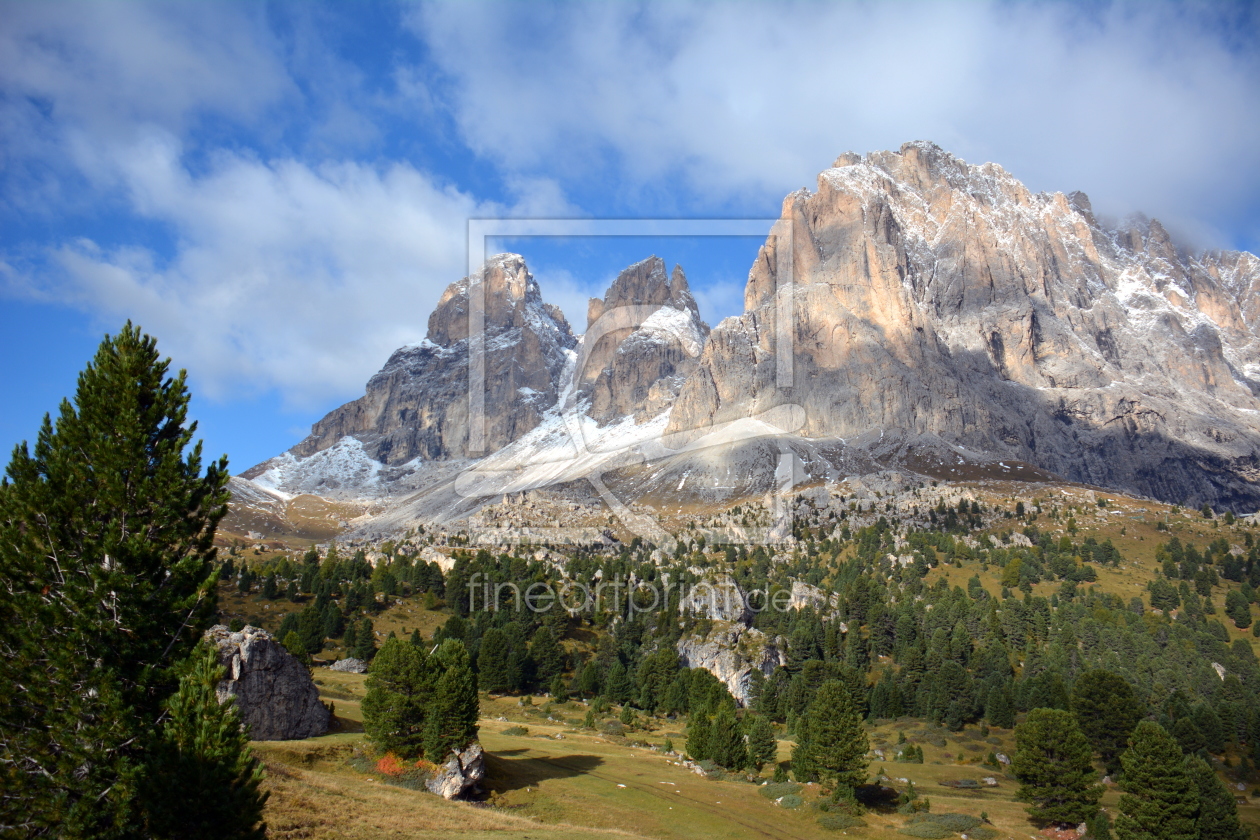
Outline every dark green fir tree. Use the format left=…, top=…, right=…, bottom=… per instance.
left=746, top=714, right=779, bottom=771
left=1115, top=722, right=1198, bottom=840
left=1185, top=755, right=1248, bottom=840
left=362, top=637, right=433, bottom=758
left=0, top=324, right=233, bottom=838
left=1071, top=670, right=1145, bottom=775
left=423, top=639, right=480, bottom=762
left=1012, top=708, right=1103, bottom=825
left=791, top=679, right=869, bottom=791
left=144, top=641, right=268, bottom=840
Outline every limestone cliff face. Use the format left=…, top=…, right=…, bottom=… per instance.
left=676, top=622, right=787, bottom=706
left=582, top=256, right=709, bottom=424
left=667, top=141, right=1260, bottom=509
left=277, top=254, right=576, bottom=465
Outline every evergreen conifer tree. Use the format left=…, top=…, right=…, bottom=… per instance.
left=792, top=679, right=869, bottom=791
left=1071, top=670, right=1145, bottom=775
left=1115, top=721, right=1198, bottom=840
left=352, top=617, right=377, bottom=661
left=746, top=714, right=779, bottom=771
left=0, top=324, right=232, bottom=837
left=709, top=704, right=749, bottom=770
left=422, top=640, right=479, bottom=762
left=687, top=712, right=712, bottom=761
left=1012, top=708, right=1103, bottom=825
left=144, top=641, right=268, bottom=840
left=477, top=627, right=514, bottom=693
left=529, top=626, right=564, bottom=689
left=362, top=637, right=433, bottom=758
left=1186, top=756, right=1248, bottom=840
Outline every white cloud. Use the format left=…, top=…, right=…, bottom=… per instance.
left=409, top=1, right=1260, bottom=249
left=33, top=132, right=558, bottom=408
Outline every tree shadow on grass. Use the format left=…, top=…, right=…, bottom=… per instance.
left=483, top=752, right=605, bottom=794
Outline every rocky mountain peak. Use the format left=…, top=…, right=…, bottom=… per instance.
left=582, top=256, right=710, bottom=424
left=669, top=143, right=1260, bottom=509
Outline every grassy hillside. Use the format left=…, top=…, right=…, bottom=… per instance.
left=215, top=476, right=1260, bottom=839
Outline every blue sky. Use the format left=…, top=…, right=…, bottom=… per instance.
left=2, top=1, right=1259, bottom=472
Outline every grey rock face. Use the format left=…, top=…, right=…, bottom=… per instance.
left=667, top=141, right=1260, bottom=510
left=582, top=257, right=709, bottom=424
left=206, top=624, right=330, bottom=740
left=253, top=254, right=576, bottom=469
left=426, top=742, right=485, bottom=799
left=676, top=622, right=787, bottom=706
left=681, top=574, right=752, bottom=624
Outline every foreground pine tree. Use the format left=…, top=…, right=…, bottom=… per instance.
left=1115, top=721, right=1198, bottom=840
left=791, top=679, right=868, bottom=791
left=1012, top=708, right=1103, bottom=825
left=144, top=642, right=268, bottom=840
left=0, top=324, right=239, bottom=838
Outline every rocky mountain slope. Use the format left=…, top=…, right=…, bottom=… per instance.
left=668, top=142, right=1260, bottom=509
left=242, top=142, right=1260, bottom=523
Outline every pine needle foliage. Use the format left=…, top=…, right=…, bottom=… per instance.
left=0, top=324, right=232, bottom=839
left=1012, top=708, right=1103, bottom=825
left=1115, top=722, right=1198, bottom=840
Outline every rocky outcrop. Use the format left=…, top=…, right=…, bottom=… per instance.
left=582, top=257, right=709, bottom=423
left=248, top=254, right=576, bottom=471
left=328, top=658, right=368, bottom=674
left=207, top=625, right=330, bottom=740
left=681, top=574, right=752, bottom=624
left=676, top=622, right=786, bottom=706
left=667, top=141, right=1260, bottom=510
left=788, top=580, right=837, bottom=613
left=426, top=742, right=486, bottom=799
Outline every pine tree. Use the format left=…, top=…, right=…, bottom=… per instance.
left=143, top=641, right=268, bottom=840
left=1012, top=708, right=1103, bottom=825
left=352, top=617, right=377, bottom=662
left=687, top=712, right=712, bottom=761
left=746, top=714, right=779, bottom=771
left=477, top=627, right=514, bottom=693
left=529, top=626, right=564, bottom=689
left=362, top=637, right=433, bottom=758
left=792, top=679, right=869, bottom=791
left=0, top=324, right=230, bottom=837
left=1071, top=670, right=1145, bottom=774
left=423, top=640, right=479, bottom=762
left=1185, top=756, right=1248, bottom=840
left=986, top=683, right=1017, bottom=728
left=708, top=704, right=749, bottom=770
left=1115, top=721, right=1198, bottom=840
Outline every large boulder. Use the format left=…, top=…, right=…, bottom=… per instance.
left=206, top=624, right=331, bottom=740
left=426, top=742, right=486, bottom=799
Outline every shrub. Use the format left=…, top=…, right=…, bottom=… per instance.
left=601, top=721, right=626, bottom=736
left=898, top=822, right=953, bottom=838
left=778, top=794, right=804, bottom=808
left=502, top=726, right=528, bottom=736
left=917, top=813, right=984, bottom=832
left=819, top=814, right=866, bottom=830
left=759, top=782, right=803, bottom=800
left=376, top=752, right=406, bottom=776
left=968, top=828, right=1000, bottom=840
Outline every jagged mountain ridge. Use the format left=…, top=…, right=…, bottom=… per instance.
left=244, top=141, right=1260, bottom=519
left=668, top=142, right=1260, bottom=509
